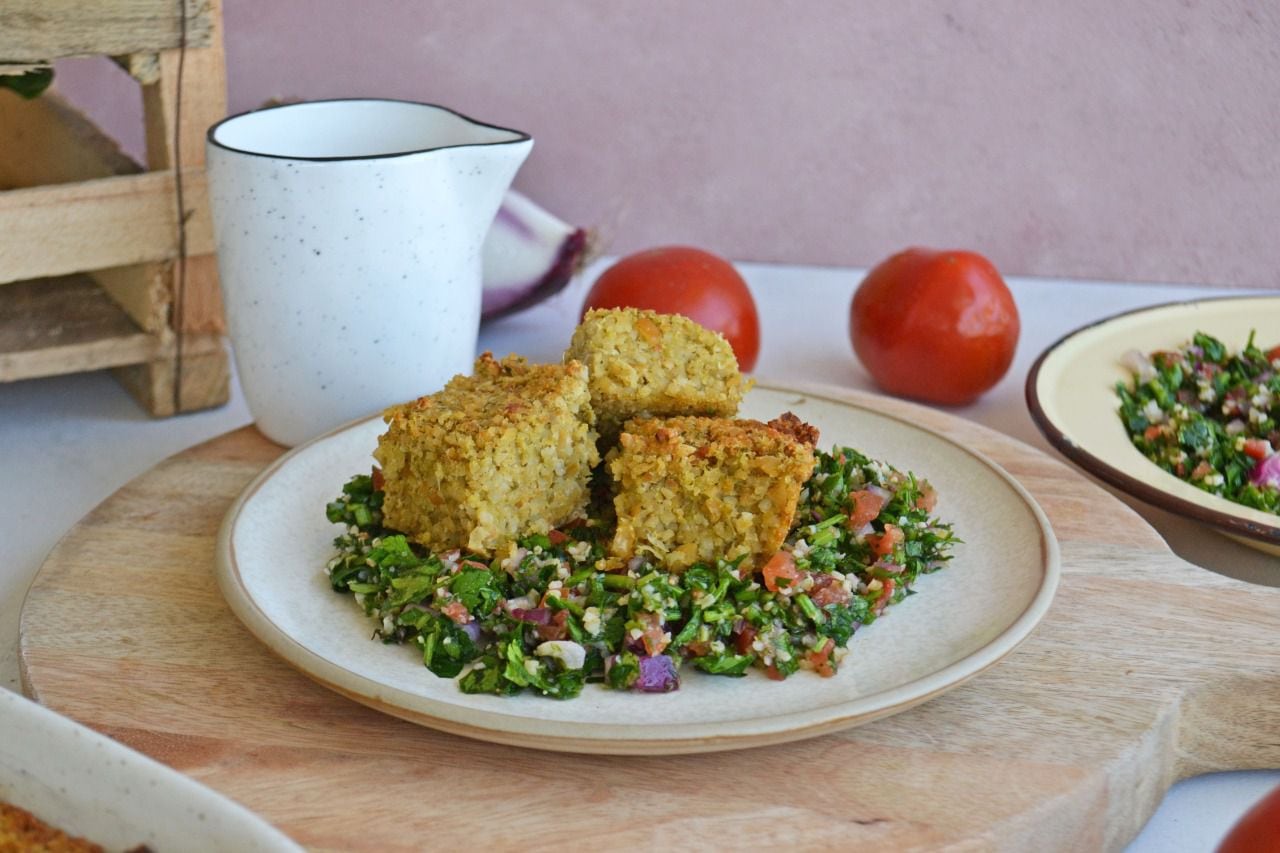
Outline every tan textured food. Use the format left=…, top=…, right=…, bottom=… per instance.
left=0, top=801, right=103, bottom=853
left=374, top=352, right=599, bottom=554
left=565, top=307, right=747, bottom=444
left=608, top=413, right=819, bottom=571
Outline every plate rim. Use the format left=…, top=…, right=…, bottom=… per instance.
left=216, top=381, right=1061, bottom=755
left=1025, top=294, right=1280, bottom=546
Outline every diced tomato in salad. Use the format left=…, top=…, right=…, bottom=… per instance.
left=442, top=600, right=472, bottom=624
left=847, top=489, right=887, bottom=529
left=866, top=524, right=904, bottom=558
left=761, top=551, right=799, bottom=592
left=1243, top=438, right=1272, bottom=460
left=871, top=578, right=897, bottom=616
left=805, top=638, right=836, bottom=677
left=915, top=482, right=938, bottom=512
left=808, top=572, right=851, bottom=607
left=636, top=611, right=669, bottom=655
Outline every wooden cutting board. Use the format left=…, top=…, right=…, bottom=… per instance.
left=18, top=386, right=1280, bottom=852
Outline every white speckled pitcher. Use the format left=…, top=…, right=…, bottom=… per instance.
left=207, top=99, right=532, bottom=446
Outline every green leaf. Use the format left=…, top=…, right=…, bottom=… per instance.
left=1193, top=332, right=1226, bottom=363
left=0, top=68, right=54, bottom=99
left=1178, top=418, right=1215, bottom=453
left=692, top=653, right=754, bottom=676
left=606, top=651, right=640, bottom=690
left=450, top=568, right=500, bottom=615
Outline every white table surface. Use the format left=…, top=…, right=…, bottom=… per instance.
left=1, top=259, right=1275, bottom=850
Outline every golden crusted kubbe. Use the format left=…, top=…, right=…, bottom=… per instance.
left=0, top=801, right=103, bottom=852
left=565, top=307, right=748, bottom=445
left=608, top=413, right=819, bottom=572
left=374, top=353, right=599, bottom=554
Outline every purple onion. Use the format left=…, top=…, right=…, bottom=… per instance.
left=1250, top=454, right=1280, bottom=489
left=1120, top=349, right=1156, bottom=382
left=401, top=603, right=435, bottom=614
left=634, top=655, right=680, bottom=693
left=480, top=190, right=592, bottom=322
left=509, top=607, right=552, bottom=625
left=866, top=484, right=892, bottom=501
left=460, top=621, right=483, bottom=643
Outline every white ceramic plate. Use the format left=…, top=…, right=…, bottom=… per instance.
left=216, top=385, right=1059, bottom=755
left=1027, top=296, right=1280, bottom=555
left=0, top=688, right=301, bottom=852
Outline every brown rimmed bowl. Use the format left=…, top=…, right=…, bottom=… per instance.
left=1026, top=295, right=1280, bottom=556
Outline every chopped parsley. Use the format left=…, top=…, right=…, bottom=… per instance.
left=1116, top=330, right=1280, bottom=513
left=324, top=447, right=958, bottom=699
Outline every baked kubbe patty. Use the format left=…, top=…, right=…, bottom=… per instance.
left=374, top=353, right=599, bottom=555
left=608, top=412, right=819, bottom=572
left=566, top=307, right=747, bottom=447
left=0, top=801, right=104, bottom=853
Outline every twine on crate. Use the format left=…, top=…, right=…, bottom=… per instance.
left=171, top=0, right=189, bottom=414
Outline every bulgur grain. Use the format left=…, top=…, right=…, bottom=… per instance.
left=608, top=414, right=818, bottom=571
left=565, top=308, right=748, bottom=445
left=374, top=352, right=598, bottom=554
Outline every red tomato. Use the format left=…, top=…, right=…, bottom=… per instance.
left=808, top=573, right=851, bottom=607
left=915, top=481, right=938, bottom=512
left=1218, top=783, right=1280, bottom=853
left=871, top=578, right=897, bottom=616
left=866, top=524, right=904, bottom=559
left=805, top=638, right=836, bottom=677
left=636, top=611, right=669, bottom=656
left=534, top=609, right=569, bottom=641
left=847, top=489, right=887, bottom=530
left=849, top=248, right=1019, bottom=405
left=582, top=246, right=760, bottom=371
left=441, top=601, right=472, bottom=624
left=1243, top=439, right=1272, bottom=461
left=761, top=551, right=799, bottom=592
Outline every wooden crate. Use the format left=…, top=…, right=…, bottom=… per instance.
left=0, top=0, right=229, bottom=415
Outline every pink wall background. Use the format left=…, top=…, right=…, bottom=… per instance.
left=56, top=1, right=1280, bottom=288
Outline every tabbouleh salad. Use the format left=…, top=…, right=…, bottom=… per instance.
left=1117, top=330, right=1280, bottom=513
left=324, top=445, right=957, bottom=699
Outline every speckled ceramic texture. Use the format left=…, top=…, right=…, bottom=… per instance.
left=1028, top=295, right=1280, bottom=556
left=215, top=384, right=1060, bottom=755
left=0, top=689, right=301, bottom=852
left=206, top=99, right=532, bottom=447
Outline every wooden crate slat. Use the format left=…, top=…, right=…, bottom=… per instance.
left=0, top=89, right=177, bottom=332
left=0, top=63, right=48, bottom=76
left=140, top=0, right=226, bottom=335
left=113, top=335, right=228, bottom=415
left=171, top=253, right=225, bottom=335
left=115, top=52, right=161, bottom=85
left=0, top=171, right=213, bottom=285
left=143, top=32, right=226, bottom=171
left=92, top=262, right=171, bottom=333
left=0, top=89, right=141, bottom=187
left=0, top=274, right=153, bottom=380
left=0, top=0, right=230, bottom=416
left=0, top=0, right=213, bottom=64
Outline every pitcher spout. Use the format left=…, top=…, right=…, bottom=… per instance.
left=446, top=129, right=534, bottom=238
